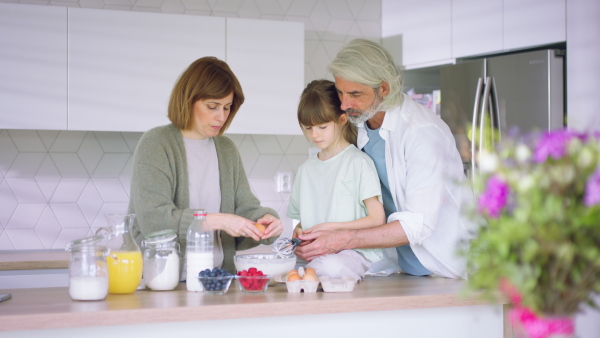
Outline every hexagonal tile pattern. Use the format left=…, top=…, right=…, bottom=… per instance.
left=6, top=152, right=46, bottom=178
left=49, top=131, right=86, bottom=152
left=35, top=155, right=61, bottom=201
left=7, top=130, right=46, bottom=152
left=37, top=130, right=60, bottom=150
left=50, top=178, right=89, bottom=202
left=0, top=130, right=18, bottom=177
left=0, top=0, right=381, bottom=250
left=0, top=180, right=18, bottom=227
left=36, top=206, right=62, bottom=248
left=78, top=132, right=104, bottom=176
left=78, top=180, right=105, bottom=224
left=7, top=203, right=45, bottom=229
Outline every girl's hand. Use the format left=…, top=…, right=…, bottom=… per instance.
left=303, top=222, right=339, bottom=234
left=256, top=214, right=283, bottom=239
left=292, top=224, right=303, bottom=239
left=206, top=213, right=262, bottom=241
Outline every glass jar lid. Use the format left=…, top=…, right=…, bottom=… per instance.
left=65, top=234, right=105, bottom=252
left=144, top=229, right=177, bottom=244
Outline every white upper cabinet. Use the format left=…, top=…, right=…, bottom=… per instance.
left=225, top=18, right=304, bottom=135
left=452, top=0, right=503, bottom=58
left=503, top=0, right=566, bottom=50
left=383, top=0, right=452, bottom=69
left=0, top=4, right=68, bottom=130
left=383, top=0, right=566, bottom=68
left=68, top=8, right=226, bottom=132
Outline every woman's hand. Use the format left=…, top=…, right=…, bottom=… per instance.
left=206, top=213, right=262, bottom=241
left=256, top=214, right=283, bottom=239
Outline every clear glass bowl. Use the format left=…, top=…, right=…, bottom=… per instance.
left=236, top=275, right=272, bottom=294
left=234, top=254, right=296, bottom=283
left=198, top=275, right=234, bottom=295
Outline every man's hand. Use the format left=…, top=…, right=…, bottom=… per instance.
left=295, top=230, right=352, bottom=262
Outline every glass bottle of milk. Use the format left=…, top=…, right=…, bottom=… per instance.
left=185, top=210, right=214, bottom=292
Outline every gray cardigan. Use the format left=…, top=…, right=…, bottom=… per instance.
left=128, top=124, right=278, bottom=273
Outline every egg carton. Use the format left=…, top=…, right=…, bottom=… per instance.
left=285, top=279, right=320, bottom=293
left=319, top=276, right=357, bottom=292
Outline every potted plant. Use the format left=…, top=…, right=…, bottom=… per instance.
left=466, top=129, right=600, bottom=338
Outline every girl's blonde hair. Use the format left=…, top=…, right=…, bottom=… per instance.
left=297, top=80, right=357, bottom=145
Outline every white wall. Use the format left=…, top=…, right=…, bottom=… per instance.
left=566, top=0, right=600, bottom=131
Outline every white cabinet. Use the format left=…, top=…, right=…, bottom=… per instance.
left=383, top=0, right=566, bottom=68
left=225, top=19, right=304, bottom=135
left=68, top=8, right=226, bottom=132
left=0, top=4, right=68, bottom=130
left=504, top=0, right=566, bottom=50
left=382, top=0, right=452, bottom=69
left=453, top=0, right=566, bottom=58
left=452, top=0, right=503, bottom=58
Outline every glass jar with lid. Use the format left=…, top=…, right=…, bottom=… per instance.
left=65, top=235, right=108, bottom=301
left=142, top=229, right=181, bottom=291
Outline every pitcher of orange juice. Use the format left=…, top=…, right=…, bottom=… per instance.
left=96, top=214, right=143, bottom=294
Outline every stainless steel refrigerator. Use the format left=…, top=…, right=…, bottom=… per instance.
left=440, top=49, right=565, bottom=183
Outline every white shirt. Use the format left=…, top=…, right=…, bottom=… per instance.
left=356, top=93, right=476, bottom=279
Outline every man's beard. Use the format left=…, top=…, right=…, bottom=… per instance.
left=346, top=94, right=383, bottom=125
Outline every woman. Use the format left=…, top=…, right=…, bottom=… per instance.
left=128, top=57, right=283, bottom=274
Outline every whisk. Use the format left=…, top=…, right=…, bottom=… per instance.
left=272, top=237, right=301, bottom=258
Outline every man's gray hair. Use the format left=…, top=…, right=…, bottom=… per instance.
left=328, top=39, right=403, bottom=111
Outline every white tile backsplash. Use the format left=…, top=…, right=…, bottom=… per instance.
left=6, top=152, right=46, bottom=178
left=0, top=0, right=381, bottom=251
left=7, top=130, right=46, bottom=152
left=6, top=178, right=46, bottom=203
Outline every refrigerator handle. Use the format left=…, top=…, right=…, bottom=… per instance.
left=478, top=77, right=493, bottom=185
left=470, top=77, right=484, bottom=184
left=490, top=77, right=501, bottom=142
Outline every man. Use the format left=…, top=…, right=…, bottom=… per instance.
left=295, top=39, right=475, bottom=279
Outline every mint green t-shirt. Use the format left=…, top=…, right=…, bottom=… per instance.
left=287, top=144, right=383, bottom=262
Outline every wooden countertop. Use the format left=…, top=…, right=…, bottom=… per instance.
left=0, top=251, right=69, bottom=271
left=0, top=274, right=504, bottom=332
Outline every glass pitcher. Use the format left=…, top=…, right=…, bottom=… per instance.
left=65, top=235, right=108, bottom=301
left=96, top=213, right=143, bottom=294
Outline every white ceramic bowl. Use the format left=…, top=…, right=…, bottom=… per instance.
left=234, top=254, right=296, bottom=283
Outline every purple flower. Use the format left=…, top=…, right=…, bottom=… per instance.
left=478, top=176, right=510, bottom=218
left=533, top=130, right=578, bottom=163
left=584, top=169, right=600, bottom=207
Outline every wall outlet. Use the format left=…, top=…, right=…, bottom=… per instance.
left=276, top=172, right=293, bottom=193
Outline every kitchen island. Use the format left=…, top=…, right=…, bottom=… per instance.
left=0, top=274, right=510, bottom=338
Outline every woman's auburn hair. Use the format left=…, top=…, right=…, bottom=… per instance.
left=168, top=56, right=244, bottom=135
left=297, top=79, right=357, bottom=146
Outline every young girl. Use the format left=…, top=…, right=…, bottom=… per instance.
left=287, top=79, right=396, bottom=281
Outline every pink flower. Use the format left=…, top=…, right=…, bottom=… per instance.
left=478, top=176, right=509, bottom=218
left=499, top=278, right=523, bottom=306
left=584, top=169, right=600, bottom=206
left=533, top=130, right=578, bottom=163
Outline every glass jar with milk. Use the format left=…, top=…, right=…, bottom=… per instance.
left=65, top=235, right=108, bottom=301
left=186, top=210, right=214, bottom=292
left=142, top=229, right=180, bottom=291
